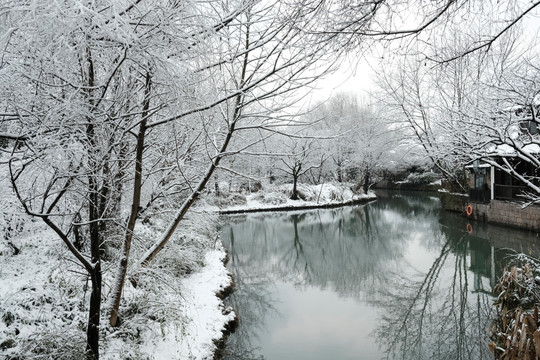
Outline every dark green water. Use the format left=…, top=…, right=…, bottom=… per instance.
left=220, top=191, right=540, bottom=360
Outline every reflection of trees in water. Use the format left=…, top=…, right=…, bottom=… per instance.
left=224, top=225, right=278, bottom=360
left=371, top=230, right=494, bottom=360
left=222, top=281, right=274, bottom=360
left=376, top=190, right=441, bottom=218
left=223, top=198, right=438, bottom=298
left=220, top=192, right=532, bottom=360
left=222, top=202, right=424, bottom=359
left=373, top=198, right=540, bottom=360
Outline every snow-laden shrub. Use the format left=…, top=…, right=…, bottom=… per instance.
left=16, top=328, right=86, bottom=360
left=405, top=171, right=439, bottom=185
left=249, top=190, right=288, bottom=205
left=214, top=193, right=247, bottom=207
left=311, top=183, right=354, bottom=202
left=341, top=187, right=355, bottom=200
left=150, top=236, right=208, bottom=278
left=0, top=197, right=32, bottom=257
left=216, top=181, right=231, bottom=194
left=295, top=187, right=315, bottom=201
left=296, top=183, right=348, bottom=202
left=263, top=192, right=288, bottom=205
left=489, top=256, right=540, bottom=359
left=328, top=188, right=342, bottom=201
left=238, top=180, right=262, bottom=193
left=0, top=236, right=88, bottom=360
left=99, top=209, right=223, bottom=357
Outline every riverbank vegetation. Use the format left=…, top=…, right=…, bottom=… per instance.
left=0, top=204, right=234, bottom=359
left=211, top=182, right=376, bottom=213
left=489, top=256, right=540, bottom=359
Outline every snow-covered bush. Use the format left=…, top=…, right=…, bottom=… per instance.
left=238, top=181, right=262, bottom=193
left=0, top=195, right=32, bottom=257
left=295, top=185, right=318, bottom=201
left=0, top=231, right=88, bottom=360
left=328, top=187, right=342, bottom=201
left=254, top=191, right=288, bottom=205
left=214, top=193, right=247, bottom=207
left=98, top=209, right=228, bottom=358
left=405, top=171, right=439, bottom=185
left=489, top=256, right=540, bottom=359
left=0, top=198, right=229, bottom=359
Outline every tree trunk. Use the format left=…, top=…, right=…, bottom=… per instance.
left=86, top=170, right=102, bottom=359
left=336, top=161, right=342, bottom=183
left=363, top=168, right=370, bottom=194
left=85, top=45, right=102, bottom=359
left=109, top=72, right=151, bottom=327
left=98, top=160, right=110, bottom=257
left=86, top=263, right=102, bottom=360
left=214, top=172, right=220, bottom=197
left=291, top=170, right=299, bottom=200
left=86, top=139, right=102, bottom=359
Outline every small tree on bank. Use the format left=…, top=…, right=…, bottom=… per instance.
left=277, top=139, right=326, bottom=200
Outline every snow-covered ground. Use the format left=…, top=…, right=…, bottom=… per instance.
left=102, top=244, right=235, bottom=360
left=0, top=210, right=235, bottom=360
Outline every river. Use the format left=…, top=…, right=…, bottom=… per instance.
left=219, top=191, right=540, bottom=360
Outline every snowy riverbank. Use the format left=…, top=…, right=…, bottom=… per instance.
left=1, top=182, right=374, bottom=359
left=209, top=182, right=377, bottom=214
left=0, top=209, right=235, bottom=360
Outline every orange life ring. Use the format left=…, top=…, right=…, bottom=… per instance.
left=466, top=205, right=473, bottom=216
left=466, top=223, right=473, bottom=234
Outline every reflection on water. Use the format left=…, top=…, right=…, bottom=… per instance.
left=220, top=191, right=540, bottom=360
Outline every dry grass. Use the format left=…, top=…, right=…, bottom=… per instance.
left=489, top=263, right=540, bottom=359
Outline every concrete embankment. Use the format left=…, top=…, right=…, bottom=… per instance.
left=440, top=191, right=540, bottom=233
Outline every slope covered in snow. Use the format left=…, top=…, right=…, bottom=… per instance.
left=0, top=210, right=234, bottom=360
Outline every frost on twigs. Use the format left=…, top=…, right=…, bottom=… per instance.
left=489, top=256, right=540, bottom=359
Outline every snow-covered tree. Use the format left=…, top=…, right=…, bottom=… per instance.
left=0, top=1, right=354, bottom=356
left=315, top=93, right=363, bottom=183
left=275, top=137, right=326, bottom=199
left=307, top=93, right=398, bottom=192
left=377, top=7, right=540, bottom=200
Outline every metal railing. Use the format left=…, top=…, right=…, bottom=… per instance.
left=494, top=184, right=527, bottom=200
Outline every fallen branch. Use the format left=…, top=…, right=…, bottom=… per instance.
left=7, top=241, right=20, bottom=255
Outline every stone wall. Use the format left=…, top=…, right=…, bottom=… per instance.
left=441, top=192, right=540, bottom=232
left=467, top=200, right=540, bottom=232
left=468, top=200, right=540, bottom=232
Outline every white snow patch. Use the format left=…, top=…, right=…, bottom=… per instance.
left=495, top=143, right=540, bottom=155
left=103, top=246, right=235, bottom=360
